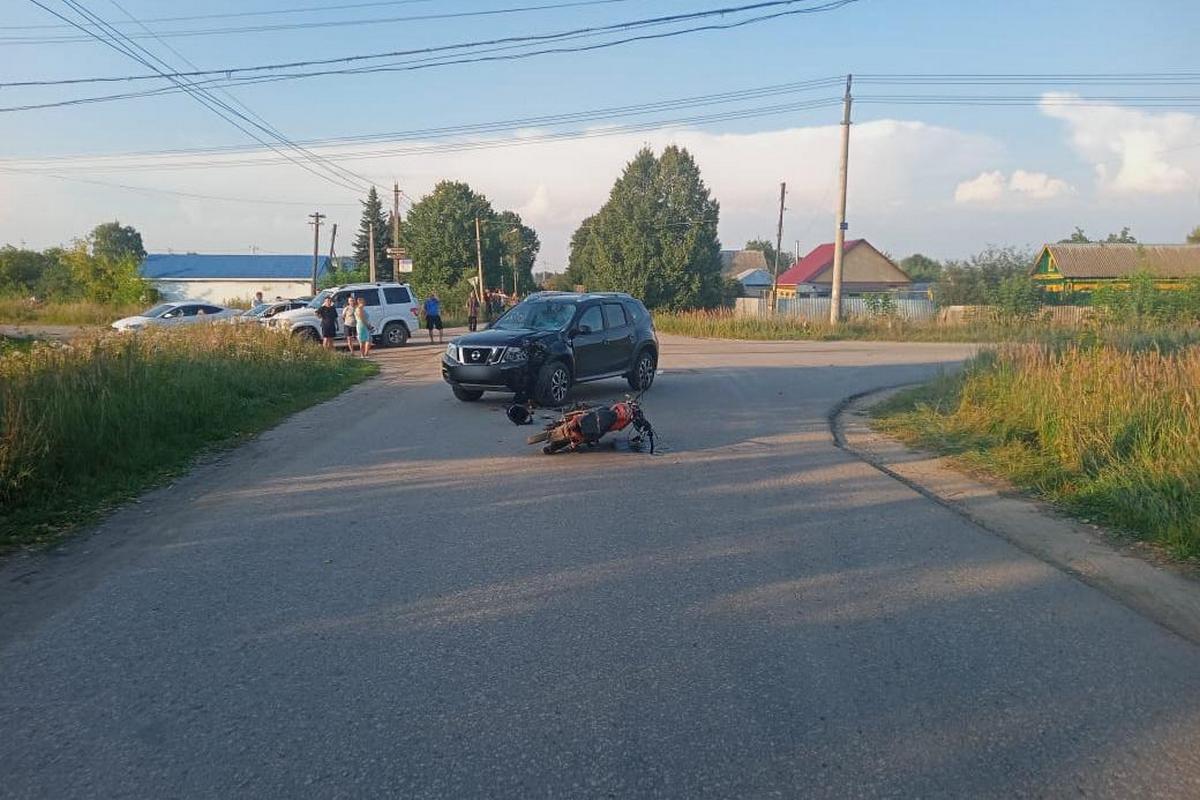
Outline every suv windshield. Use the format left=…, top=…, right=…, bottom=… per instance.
left=244, top=303, right=270, bottom=317
left=306, top=290, right=333, bottom=309
left=493, top=300, right=576, bottom=331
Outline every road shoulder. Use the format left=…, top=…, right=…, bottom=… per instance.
left=832, top=386, right=1200, bottom=647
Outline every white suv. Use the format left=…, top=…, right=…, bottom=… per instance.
left=270, top=282, right=422, bottom=347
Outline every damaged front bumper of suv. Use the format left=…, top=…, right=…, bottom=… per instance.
left=442, top=342, right=541, bottom=395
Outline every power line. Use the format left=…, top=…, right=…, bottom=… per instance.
left=28, top=0, right=372, bottom=194
left=1, top=0, right=862, bottom=87
left=0, top=165, right=361, bottom=205
left=2, top=76, right=846, bottom=163
left=0, top=0, right=647, bottom=44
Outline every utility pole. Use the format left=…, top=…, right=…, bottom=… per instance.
left=829, top=74, right=853, bottom=325
left=391, top=182, right=402, bottom=281
left=308, top=211, right=325, bottom=295
left=368, top=222, right=377, bottom=283
left=770, top=182, right=786, bottom=312
left=512, top=254, right=518, bottom=300
left=475, top=216, right=485, bottom=305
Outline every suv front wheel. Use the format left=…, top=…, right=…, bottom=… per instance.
left=627, top=349, right=657, bottom=391
left=452, top=384, right=484, bottom=402
left=534, top=361, right=572, bottom=406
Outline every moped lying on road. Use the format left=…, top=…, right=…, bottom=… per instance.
left=523, top=396, right=655, bottom=455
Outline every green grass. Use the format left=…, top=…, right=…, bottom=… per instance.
left=0, top=296, right=145, bottom=326
left=653, top=308, right=1200, bottom=348
left=872, top=344, right=1200, bottom=559
left=0, top=325, right=376, bottom=551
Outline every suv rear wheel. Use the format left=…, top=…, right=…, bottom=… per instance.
left=293, top=326, right=319, bottom=342
left=382, top=321, right=409, bottom=347
left=628, top=349, right=657, bottom=391
left=534, top=361, right=572, bottom=406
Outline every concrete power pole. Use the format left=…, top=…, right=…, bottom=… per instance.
left=771, top=181, right=786, bottom=312
left=368, top=222, right=377, bottom=283
left=475, top=216, right=485, bottom=304
left=308, top=211, right=325, bottom=295
left=829, top=74, right=853, bottom=325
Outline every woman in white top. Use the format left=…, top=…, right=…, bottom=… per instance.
left=341, top=295, right=358, bottom=352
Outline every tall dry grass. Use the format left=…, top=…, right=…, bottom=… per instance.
left=0, top=325, right=375, bottom=549
left=0, top=296, right=143, bottom=326
left=876, top=344, right=1200, bottom=558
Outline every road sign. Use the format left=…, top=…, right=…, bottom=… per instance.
left=397, top=258, right=413, bottom=273
left=386, top=247, right=406, bottom=258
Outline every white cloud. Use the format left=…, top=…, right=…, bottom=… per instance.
left=1009, top=169, right=1073, bottom=199
left=1040, top=92, right=1200, bottom=195
left=954, top=169, right=1073, bottom=204
left=954, top=171, right=1007, bottom=203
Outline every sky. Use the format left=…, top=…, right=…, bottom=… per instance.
left=1, top=0, right=1198, bottom=271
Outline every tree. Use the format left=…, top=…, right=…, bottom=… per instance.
left=90, top=221, right=145, bottom=262
left=400, top=180, right=506, bottom=294
left=495, top=209, right=541, bottom=295
left=899, top=253, right=942, bottom=282
left=933, top=246, right=1033, bottom=307
left=1104, top=225, right=1132, bottom=244
left=62, top=241, right=154, bottom=303
left=566, top=146, right=723, bottom=309
left=0, top=246, right=52, bottom=293
left=353, top=186, right=391, bottom=279
left=1059, top=226, right=1137, bottom=244
left=743, top=238, right=794, bottom=274
left=1188, top=226, right=1200, bottom=245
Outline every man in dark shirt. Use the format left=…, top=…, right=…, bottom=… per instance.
left=315, top=295, right=338, bottom=350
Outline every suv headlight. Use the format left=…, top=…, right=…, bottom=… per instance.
left=501, top=346, right=528, bottom=363
left=445, top=343, right=459, bottom=362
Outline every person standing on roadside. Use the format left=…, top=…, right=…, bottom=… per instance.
left=466, top=291, right=480, bottom=332
left=253, top=291, right=264, bottom=307
left=423, top=292, right=444, bottom=343
left=315, top=295, right=338, bottom=350
left=355, top=296, right=373, bottom=358
left=342, top=294, right=358, bottom=353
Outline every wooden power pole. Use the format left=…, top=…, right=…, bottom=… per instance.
left=308, top=211, right=325, bottom=295
left=771, top=181, right=786, bottom=312
left=368, top=222, right=377, bottom=283
left=391, top=182, right=402, bottom=281
left=475, top=216, right=485, bottom=303
left=829, top=74, right=853, bottom=325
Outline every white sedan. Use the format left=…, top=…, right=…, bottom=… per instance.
left=112, top=301, right=237, bottom=331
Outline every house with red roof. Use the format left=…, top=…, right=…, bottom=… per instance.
left=775, top=239, right=911, bottom=298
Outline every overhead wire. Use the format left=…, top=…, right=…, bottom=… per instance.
left=0, top=0, right=649, bottom=44
left=1, top=0, right=862, bottom=87
left=27, top=0, right=372, bottom=193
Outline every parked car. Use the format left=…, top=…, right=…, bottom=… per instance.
left=269, top=282, right=421, bottom=347
left=112, top=301, right=237, bottom=331
left=234, top=299, right=307, bottom=324
left=442, top=291, right=658, bottom=405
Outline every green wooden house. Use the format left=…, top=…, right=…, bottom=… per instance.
left=1031, top=243, right=1200, bottom=293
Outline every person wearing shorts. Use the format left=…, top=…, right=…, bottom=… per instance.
left=423, top=293, right=443, bottom=343
left=355, top=296, right=373, bottom=357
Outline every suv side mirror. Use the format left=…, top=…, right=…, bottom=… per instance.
left=575, top=324, right=592, bottom=336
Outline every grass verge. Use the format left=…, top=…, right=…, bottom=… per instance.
left=654, top=309, right=1200, bottom=349
left=872, top=344, right=1200, bottom=559
left=0, top=325, right=376, bottom=552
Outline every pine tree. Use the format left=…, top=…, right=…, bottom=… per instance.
left=353, top=186, right=392, bottom=279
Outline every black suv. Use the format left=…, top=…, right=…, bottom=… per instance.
left=442, top=292, right=658, bottom=405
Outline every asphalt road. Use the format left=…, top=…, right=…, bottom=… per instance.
left=2, top=334, right=1199, bottom=799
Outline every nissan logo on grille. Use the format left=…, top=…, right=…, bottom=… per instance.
left=464, top=347, right=489, bottom=363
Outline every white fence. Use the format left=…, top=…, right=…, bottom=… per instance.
left=734, top=296, right=937, bottom=321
